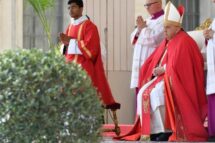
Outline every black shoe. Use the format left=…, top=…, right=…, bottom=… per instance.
left=208, top=136, right=215, bottom=142
left=156, top=132, right=172, bottom=141
left=150, top=133, right=162, bottom=141
left=103, top=103, right=121, bottom=110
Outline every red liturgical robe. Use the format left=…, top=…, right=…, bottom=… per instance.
left=65, top=19, right=116, bottom=106
left=116, top=30, right=208, bottom=141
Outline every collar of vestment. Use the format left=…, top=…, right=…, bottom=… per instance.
left=71, top=15, right=88, bottom=25
left=151, top=10, right=164, bottom=20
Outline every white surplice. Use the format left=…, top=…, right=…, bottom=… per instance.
left=130, top=15, right=164, bottom=89
left=206, top=19, right=215, bottom=95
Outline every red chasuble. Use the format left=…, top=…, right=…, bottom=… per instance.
left=64, top=19, right=116, bottom=106
left=116, top=30, right=208, bottom=141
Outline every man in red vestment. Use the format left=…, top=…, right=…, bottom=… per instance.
left=115, top=2, right=208, bottom=141
left=59, top=0, right=119, bottom=108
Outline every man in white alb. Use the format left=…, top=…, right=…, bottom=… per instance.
left=130, top=0, right=165, bottom=95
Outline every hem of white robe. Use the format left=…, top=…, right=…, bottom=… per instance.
left=151, top=106, right=171, bottom=134
left=206, top=82, right=215, bottom=95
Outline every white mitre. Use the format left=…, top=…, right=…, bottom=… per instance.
left=164, top=1, right=185, bottom=27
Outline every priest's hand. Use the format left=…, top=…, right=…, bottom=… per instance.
left=136, top=16, right=147, bottom=30
left=153, top=66, right=165, bottom=76
left=59, top=33, right=71, bottom=46
left=203, top=29, right=214, bottom=40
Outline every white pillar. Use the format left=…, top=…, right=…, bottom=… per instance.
left=0, top=0, right=13, bottom=52
left=211, top=3, right=215, bottom=18
left=0, top=0, right=23, bottom=52
left=200, top=0, right=215, bottom=23
left=16, top=0, right=23, bottom=49
left=0, top=0, right=2, bottom=50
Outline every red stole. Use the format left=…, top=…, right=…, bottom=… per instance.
left=141, top=47, right=168, bottom=135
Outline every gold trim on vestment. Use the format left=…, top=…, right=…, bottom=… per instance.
left=80, top=40, right=92, bottom=58
left=73, top=21, right=87, bottom=63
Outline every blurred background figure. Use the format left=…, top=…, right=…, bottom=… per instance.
left=130, top=0, right=165, bottom=100
left=203, top=0, right=215, bottom=141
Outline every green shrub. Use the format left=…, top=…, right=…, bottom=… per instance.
left=0, top=49, right=103, bottom=143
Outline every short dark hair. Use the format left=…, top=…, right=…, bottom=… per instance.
left=68, top=0, right=83, bottom=7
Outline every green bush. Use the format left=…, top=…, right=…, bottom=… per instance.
left=0, top=49, right=103, bottom=143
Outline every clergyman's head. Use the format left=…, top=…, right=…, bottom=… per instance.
left=68, top=0, right=83, bottom=19
left=163, top=2, right=184, bottom=40
left=144, top=0, right=162, bottom=15
left=164, top=24, right=181, bottom=40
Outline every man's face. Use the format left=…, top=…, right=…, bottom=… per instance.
left=212, top=0, right=215, bottom=3
left=164, top=24, right=180, bottom=40
left=68, top=3, right=83, bottom=19
left=144, top=0, right=161, bottom=15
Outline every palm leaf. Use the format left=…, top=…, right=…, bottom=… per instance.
left=26, top=0, right=55, bottom=48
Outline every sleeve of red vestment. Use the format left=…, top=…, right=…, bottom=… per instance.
left=77, top=23, right=99, bottom=62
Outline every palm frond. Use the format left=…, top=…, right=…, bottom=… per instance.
left=26, top=0, right=55, bottom=48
